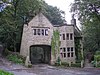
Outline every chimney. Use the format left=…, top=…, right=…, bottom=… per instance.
left=71, top=14, right=76, bottom=26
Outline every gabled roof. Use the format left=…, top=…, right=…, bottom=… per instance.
left=28, top=13, right=53, bottom=28
left=74, top=26, right=82, bottom=38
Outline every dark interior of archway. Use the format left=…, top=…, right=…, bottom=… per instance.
left=30, top=45, right=51, bottom=64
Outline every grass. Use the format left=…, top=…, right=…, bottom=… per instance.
left=0, top=69, right=14, bottom=75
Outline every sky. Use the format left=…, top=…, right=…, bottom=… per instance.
left=44, top=0, right=74, bottom=24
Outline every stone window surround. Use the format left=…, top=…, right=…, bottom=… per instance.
left=60, top=47, right=74, bottom=58
left=67, top=47, right=74, bottom=57
left=32, top=28, right=49, bottom=36
left=61, top=33, right=73, bottom=40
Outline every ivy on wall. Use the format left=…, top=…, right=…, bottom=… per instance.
left=75, top=38, right=83, bottom=61
left=51, top=30, right=60, bottom=58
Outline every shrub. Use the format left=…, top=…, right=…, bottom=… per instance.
left=97, top=63, right=100, bottom=67
left=0, top=69, right=14, bottom=75
left=95, top=51, right=100, bottom=55
left=61, top=62, right=69, bottom=67
left=55, top=57, right=61, bottom=66
left=94, top=55, right=100, bottom=61
left=71, top=63, right=81, bottom=67
left=7, top=54, right=23, bottom=64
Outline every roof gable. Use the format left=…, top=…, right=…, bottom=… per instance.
left=28, top=13, right=53, bottom=28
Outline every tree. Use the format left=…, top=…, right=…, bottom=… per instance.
left=0, top=0, right=65, bottom=52
left=71, top=0, right=100, bottom=55
left=0, top=0, right=43, bottom=52
left=43, top=2, right=66, bottom=25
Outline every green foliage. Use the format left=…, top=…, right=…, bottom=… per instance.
left=0, top=69, right=14, bottom=75
left=97, top=63, right=100, bottom=67
left=43, top=3, right=65, bottom=25
left=94, top=55, right=100, bottom=62
left=92, top=51, right=100, bottom=67
left=95, top=51, right=100, bottom=55
left=61, top=62, right=69, bottom=67
left=71, top=63, right=81, bottom=67
left=94, top=51, right=100, bottom=61
left=51, top=30, right=60, bottom=56
left=55, top=62, right=81, bottom=67
left=75, top=39, right=83, bottom=61
left=55, top=57, right=61, bottom=66
left=0, top=0, right=65, bottom=52
left=71, top=0, right=100, bottom=54
left=7, top=54, right=23, bottom=64
left=91, top=60, right=100, bottom=67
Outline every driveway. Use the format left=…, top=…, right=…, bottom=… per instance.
left=0, top=57, right=100, bottom=75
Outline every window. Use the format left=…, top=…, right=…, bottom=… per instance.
left=63, top=48, right=66, bottom=52
left=42, top=29, right=44, bottom=35
left=37, top=29, right=40, bottom=35
left=70, top=33, right=73, bottom=40
left=67, top=47, right=70, bottom=52
left=63, top=47, right=66, bottom=58
left=64, top=53, right=66, bottom=57
left=66, top=33, right=69, bottom=40
left=67, top=47, right=74, bottom=57
left=45, top=29, right=48, bottom=36
left=67, top=53, right=70, bottom=57
left=71, top=53, right=73, bottom=57
left=71, top=47, right=73, bottom=51
left=60, top=47, right=66, bottom=58
left=63, top=34, right=65, bottom=40
left=33, top=29, right=36, bottom=35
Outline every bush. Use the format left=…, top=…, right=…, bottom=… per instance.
left=95, top=51, right=100, bottom=55
left=97, top=63, right=100, bottom=67
left=94, top=55, right=100, bottom=61
left=61, top=62, right=69, bottom=67
left=55, top=57, right=61, bottom=66
left=7, top=54, right=24, bottom=64
left=0, top=69, right=14, bottom=75
left=71, top=63, right=81, bottom=67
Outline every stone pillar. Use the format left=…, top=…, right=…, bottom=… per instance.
left=20, top=24, right=28, bottom=57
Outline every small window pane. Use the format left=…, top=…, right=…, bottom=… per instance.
left=42, top=29, right=44, bottom=35
left=67, top=53, right=70, bottom=57
left=63, top=34, right=65, bottom=40
left=45, top=29, right=48, bottom=36
left=37, top=29, right=40, bottom=35
left=33, top=29, right=36, bottom=35
left=66, top=33, right=69, bottom=40
left=70, top=33, right=73, bottom=40
left=63, top=48, right=66, bottom=52
left=64, top=53, right=66, bottom=58
left=71, top=53, right=74, bottom=57
left=67, top=47, right=70, bottom=52
left=71, top=47, right=73, bottom=51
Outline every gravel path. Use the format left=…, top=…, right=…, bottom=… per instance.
left=0, top=57, right=100, bottom=75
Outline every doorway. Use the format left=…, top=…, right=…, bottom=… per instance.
left=30, top=45, right=51, bottom=64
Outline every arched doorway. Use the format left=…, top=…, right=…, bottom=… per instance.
left=30, top=45, right=51, bottom=64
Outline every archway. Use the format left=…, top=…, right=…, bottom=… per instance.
left=30, top=45, right=51, bottom=64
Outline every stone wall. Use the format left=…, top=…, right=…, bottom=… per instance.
left=20, top=13, right=53, bottom=57
left=20, top=13, right=76, bottom=64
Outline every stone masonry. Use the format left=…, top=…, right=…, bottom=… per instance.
left=20, top=13, right=80, bottom=64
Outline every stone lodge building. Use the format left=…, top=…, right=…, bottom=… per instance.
left=20, top=13, right=82, bottom=64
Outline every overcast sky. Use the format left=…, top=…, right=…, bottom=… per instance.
left=44, top=0, right=74, bottom=24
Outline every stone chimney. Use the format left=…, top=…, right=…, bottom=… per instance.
left=71, top=14, right=76, bottom=25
